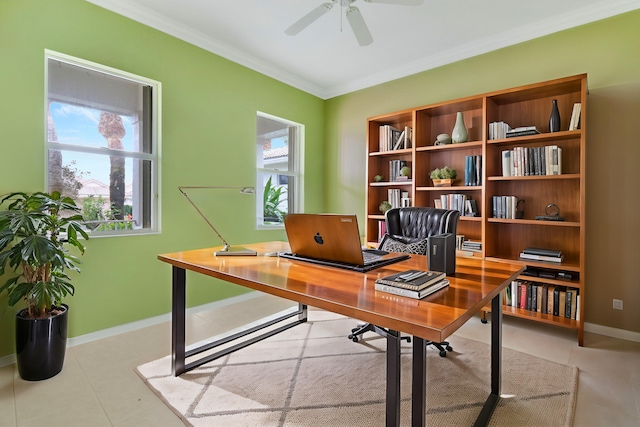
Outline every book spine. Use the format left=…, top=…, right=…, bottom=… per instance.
left=519, top=253, right=563, bottom=263
left=376, top=277, right=442, bottom=291
left=519, top=283, right=527, bottom=309
left=375, top=283, right=421, bottom=299
left=553, top=288, right=560, bottom=316
left=523, top=248, right=563, bottom=257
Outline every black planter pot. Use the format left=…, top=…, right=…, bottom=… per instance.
left=15, top=304, right=69, bottom=381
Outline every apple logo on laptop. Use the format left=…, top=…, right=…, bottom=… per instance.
left=313, top=232, right=324, bottom=245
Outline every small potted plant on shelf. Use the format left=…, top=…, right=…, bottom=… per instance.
left=0, top=191, right=88, bottom=380
left=379, top=200, right=392, bottom=214
left=430, top=166, right=457, bottom=187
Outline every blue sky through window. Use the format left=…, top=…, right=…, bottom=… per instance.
left=50, top=102, right=134, bottom=185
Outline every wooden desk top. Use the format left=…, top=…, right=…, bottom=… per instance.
left=158, top=241, right=523, bottom=342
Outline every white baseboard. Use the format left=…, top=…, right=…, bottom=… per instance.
left=0, top=292, right=263, bottom=368
left=2, top=297, right=638, bottom=368
left=0, top=353, right=15, bottom=368
left=584, top=322, right=640, bottom=343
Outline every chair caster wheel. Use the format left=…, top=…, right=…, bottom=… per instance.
left=352, top=337, right=359, bottom=342
left=446, top=345, right=453, bottom=351
left=406, top=337, right=412, bottom=343
left=481, top=318, right=488, bottom=324
left=439, top=350, right=447, bottom=357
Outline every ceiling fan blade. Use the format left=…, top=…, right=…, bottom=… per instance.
left=346, top=6, right=373, bottom=46
left=285, top=3, right=334, bottom=36
left=364, top=0, right=424, bottom=5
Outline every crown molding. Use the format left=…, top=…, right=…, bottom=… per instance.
left=88, top=0, right=640, bottom=99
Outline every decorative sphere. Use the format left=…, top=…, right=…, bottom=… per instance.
left=373, top=175, right=383, bottom=182
left=379, top=201, right=392, bottom=213
left=400, top=166, right=411, bottom=176
left=435, top=133, right=452, bottom=145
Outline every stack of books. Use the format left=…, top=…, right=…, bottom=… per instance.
left=375, top=270, right=448, bottom=299
left=504, top=280, right=579, bottom=320
left=505, top=126, right=540, bottom=138
left=461, top=240, right=482, bottom=252
left=519, top=247, right=564, bottom=263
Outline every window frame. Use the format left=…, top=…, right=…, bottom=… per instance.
left=44, top=50, right=162, bottom=237
left=255, top=112, right=304, bottom=230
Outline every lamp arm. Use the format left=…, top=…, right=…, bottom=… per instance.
left=178, top=187, right=230, bottom=251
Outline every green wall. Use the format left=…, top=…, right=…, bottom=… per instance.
left=0, top=0, right=325, bottom=358
left=1, top=1, right=638, bottom=359
left=325, top=10, right=640, bottom=334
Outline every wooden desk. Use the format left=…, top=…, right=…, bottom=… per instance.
left=158, top=241, right=523, bottom=427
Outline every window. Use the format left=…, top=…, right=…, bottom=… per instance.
left=45, top=51, right=161, bottom=236
left=255, top=113, right=303, bottom=228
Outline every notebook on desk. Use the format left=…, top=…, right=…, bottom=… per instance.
left=280, top=213, right=410, bottom=272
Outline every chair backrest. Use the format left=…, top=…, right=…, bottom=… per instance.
left=380, top=207, right=460, bottom=255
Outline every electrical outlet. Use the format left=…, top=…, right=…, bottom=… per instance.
left=613, top=299, right=623, bottom=310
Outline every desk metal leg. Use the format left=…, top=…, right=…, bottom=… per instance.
left=386, top=329, right=401, bottom=427
left=473, top=292, right=503, bottom=427
left=171, top=266, right=186, bottom=376
left=412, top=336, right=427, bottom=427
left=170, top=264, right=308, bottom=377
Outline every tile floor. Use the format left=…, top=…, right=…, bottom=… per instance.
left=1, top=293, right=639, bottom=426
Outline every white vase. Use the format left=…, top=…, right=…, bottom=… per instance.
left=451, top=112, right=468, bottom=143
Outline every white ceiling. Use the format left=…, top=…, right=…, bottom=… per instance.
left=87, top=0, right=640, bottom=99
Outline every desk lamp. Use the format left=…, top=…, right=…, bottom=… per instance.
left=178, top=186, right=257, bottom=256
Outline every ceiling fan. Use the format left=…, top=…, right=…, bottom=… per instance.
left=285, top=0, right=424, bottom=46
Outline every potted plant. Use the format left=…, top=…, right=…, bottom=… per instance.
left=0, top=191, right=88, bottom=380
left=263, top=176, right=287, bottom=223
left=430, top=166, right=457, bottom=187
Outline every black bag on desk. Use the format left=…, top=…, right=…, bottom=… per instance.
left=427, top=233, right=456, bottom=276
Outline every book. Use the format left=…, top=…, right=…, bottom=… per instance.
left=403, top=126, right=413, bottom=149
left=565, top=289, right=572, bottom=318
left=569, top=103, right=582, bottom=130
left=392, top=130, right=405, bottom=150
left=456, top=249, right=474, bottom=257
left=375, top=270, right=446, bottom=291
left=559, top=289, right=566, bottom=317
left=547, top=285, right=556, bottom=314
left=505, top=128, right=541, bottom=138
left=519, top=282, right=527, bottom=309
left=375, top=279, right=449, bottom=299
left=519, top=252, right=564, bottom=263
left=522, top=247, right=563, bottom=258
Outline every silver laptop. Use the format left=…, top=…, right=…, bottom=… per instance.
left=280, top=213, right=410, bottom=272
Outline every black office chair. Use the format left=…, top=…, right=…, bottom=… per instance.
left=348, top=207, right=460, bottom=357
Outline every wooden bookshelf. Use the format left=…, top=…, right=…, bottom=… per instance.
left=365, top=74, right=587, bottom=345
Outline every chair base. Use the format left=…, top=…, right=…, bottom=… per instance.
left=348, top=323, right=452, bottom=357
left=348, top=323, right=411, bottom=343
left=425, top=340, right=453, bottom=357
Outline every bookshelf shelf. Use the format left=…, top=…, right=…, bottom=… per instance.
left=365, top=74, right=587, bottom=345
left=459, top=216, right=482, bottom=222
left=370, top=148, right=412, bottom=157
left=416, top=140, right=483, bottom=152
left=370, top=181, right=413, bottom=187
left=501, top=306, right=580, bottom=329
left=417, top=185, right=482, bottom=192
left=516, top=275, right=582, bottom=290
left=487, top=174, right=580, bottom=181
left=487, top=218, right=580, bottom=227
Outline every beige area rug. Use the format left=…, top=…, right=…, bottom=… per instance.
left=136, top=310, right=578, bottom=426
